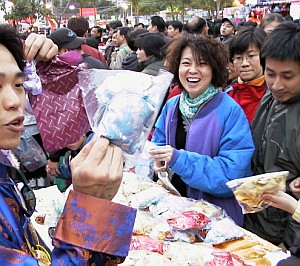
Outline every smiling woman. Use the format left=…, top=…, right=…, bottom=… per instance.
left=150, top=33, right=255, bottom=226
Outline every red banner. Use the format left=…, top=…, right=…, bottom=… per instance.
left=79, top=8, right=97, bottom=16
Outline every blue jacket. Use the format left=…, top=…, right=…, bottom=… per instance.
left=152, top=92, right=254, bottom=225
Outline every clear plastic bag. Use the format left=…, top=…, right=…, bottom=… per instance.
left=78, top=69, right=173, bottom=155
left=226, top=171, right=288, bottom=214
left=12, top=130, right=47, bottom=172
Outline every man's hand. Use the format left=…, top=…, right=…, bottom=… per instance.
left=71, top=137, right=124, bottom=200
left=290, top=177, right=300, bottom=199
left=24, top=33, right=58, bottom=62
left=47, top=160, right=60, bottom=177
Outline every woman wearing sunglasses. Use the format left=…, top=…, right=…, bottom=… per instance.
left=0, top=24, right=135, bottom=265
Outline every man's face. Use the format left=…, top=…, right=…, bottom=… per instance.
left=111, top=32, right=118, bottom=47
left=265, top=58, right=300, bottom=102
left=0, top=44, right=25, bottom=150
left=91, top=28, right=100, bottom=38
left=220, top=21, right=235, bottom=37
left=115, top=30, right=126, bottom=47
left=147, top=23, right=157, bottom=33
left=167, top=25, right=180, bottom=38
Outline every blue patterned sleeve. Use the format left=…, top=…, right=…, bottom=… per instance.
left=51, top=189, right=136, bottom=265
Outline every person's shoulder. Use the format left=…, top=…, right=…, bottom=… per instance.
left=82, top=54, right=108, bottom=69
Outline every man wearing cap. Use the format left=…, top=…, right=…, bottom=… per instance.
left=216, top=17, right=237, bottom=48
left=48, top=28, right=108, bottom=69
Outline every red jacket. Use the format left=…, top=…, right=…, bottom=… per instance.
left=228, top=75, right=267, bottom=123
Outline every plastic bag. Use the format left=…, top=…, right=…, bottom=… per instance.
left=78, top=69, right=173, bottom=155
left=226, top=171, right=288, bottom=214
left=12, top=130, right=47, bottom=172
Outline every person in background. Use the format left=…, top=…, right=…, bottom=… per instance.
left=216, top=17, right=236, bottom=48
left=166, top=20, right=183, bottom=38
left=150, top=33, right=254, bottom=226
left=227, top=26, right=267, bottom=123
left=147, top=15, right=171, bottom=44
left=136, top=22, right=145, bottom=29
left=186, top=16, right=209, bottom=36
left=105, top=20, right=123, bottom=63
left=135, top=32, right=166, bottom=76
left=247, top=10, right=260, bottom=24
left=48, top=28, right=108, bottom=69
left=67, top=16, right=106, bottom=63
left=243, top=22, right=300, bottom=252
left=259, top=13, right=285, bottom=35
left=109, top=26, right=132, bottom=70
left=122, top=28, right=148, bottom=71
left=90, top=26, right=103, bottom=44
left=0, top=23, right=136, bottom=265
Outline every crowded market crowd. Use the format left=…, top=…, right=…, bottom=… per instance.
left=0, top=10, right=299, bottom=265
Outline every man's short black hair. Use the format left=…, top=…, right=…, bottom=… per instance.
left=0, top=24, right=25, bottom=71
left=150, top=15, right=166, bottom=33
left=261, top=22, right=300, bottom=64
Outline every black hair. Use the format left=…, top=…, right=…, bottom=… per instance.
left=135, top=32, right=165, bottom=58
left=127, top=28, right=148, bottom=51
left=107, top=20, right=123, bottom=30
left=117, top=26, right=132, bottom=43
left=67, top=16, right=89, bottom=37
left=167, top=20, right=183, bottom=32
left=150, top=15, right=166, bottom=33
left=229, top=26, right=267, bottom=68
left=261, top=22, right=300, bottom=64
left=166, top=33, right=229, bottom=88
left=186, top=16, right=207, bottom=34
left=0, top=24, right=25, bottom=71
left=259, top=13, right=285, bottom=30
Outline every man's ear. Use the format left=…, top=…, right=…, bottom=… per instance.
left=83, top=31, right=88, bottom=38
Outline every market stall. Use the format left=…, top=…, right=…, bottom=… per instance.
left=31, top=172, right=290, bottom=265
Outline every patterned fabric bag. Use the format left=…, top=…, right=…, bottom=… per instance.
left=29, top=57, right=90, bottom=152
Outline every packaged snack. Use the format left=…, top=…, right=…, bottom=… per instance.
left=130, top=235, right=164, bottom=254
left=226, top=171, right=288, bottom=213
left=167, top=211, right=211, bottom=230
left=78, top=69, right=173, bottom=155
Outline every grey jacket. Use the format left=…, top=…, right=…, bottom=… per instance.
left=244, top=91, right=300, bottom=249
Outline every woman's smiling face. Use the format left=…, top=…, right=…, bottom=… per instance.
left=179, top=46, right=213, bottom=99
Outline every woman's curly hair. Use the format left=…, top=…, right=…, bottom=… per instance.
left=165, top=33, right=229, bottom=88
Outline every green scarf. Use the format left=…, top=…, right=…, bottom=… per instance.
left=179, top=85, right=219, bottom=123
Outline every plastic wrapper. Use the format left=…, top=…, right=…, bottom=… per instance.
left=167, top=210, right=211, bottom=230
left=133, top=210, right=159, bottom=236
left=149, top=194, right=193, bottom=222
left=78, top=69, right=173, bottom=155
left=187, top=199, right=226, bottom=219
left=198, top=217, right=245, bottom=244
left=205, top=251, right=248, bottom=266
left=128, top=186, right=168, bottom=209
left=149, top=222, right=197, bottom=243
left=120, top=250, right=172, bottom=266
left=226, top=171, right=288, bottom=214
left=163, top=242, right=215, bottom=265
left=130, top=235, right=164, bottom=254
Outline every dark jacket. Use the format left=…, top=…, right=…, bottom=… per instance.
left=244, top=91, right=300, bottom=248
left=122, top=52, right=138, bottom=71
left=137, top=56, right=165, bottom=76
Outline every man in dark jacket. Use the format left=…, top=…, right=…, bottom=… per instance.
left=243, top=22, right=300, bottom=253
left=48, top=28, right=108, bottom=69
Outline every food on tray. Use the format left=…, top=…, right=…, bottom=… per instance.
left=226, top=171, right=288, bottom=213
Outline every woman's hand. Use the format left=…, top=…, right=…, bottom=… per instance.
left=71, top=137, right=124, bottom=200
left=24, top=33, right=58, bottom=62
left=47, top=160, right=60, bottom=177
left=262, top=191, right=298, bottom=214
left=149, top=145, right=174, bottom=172
left=290, top=177, right=300, bottom=199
